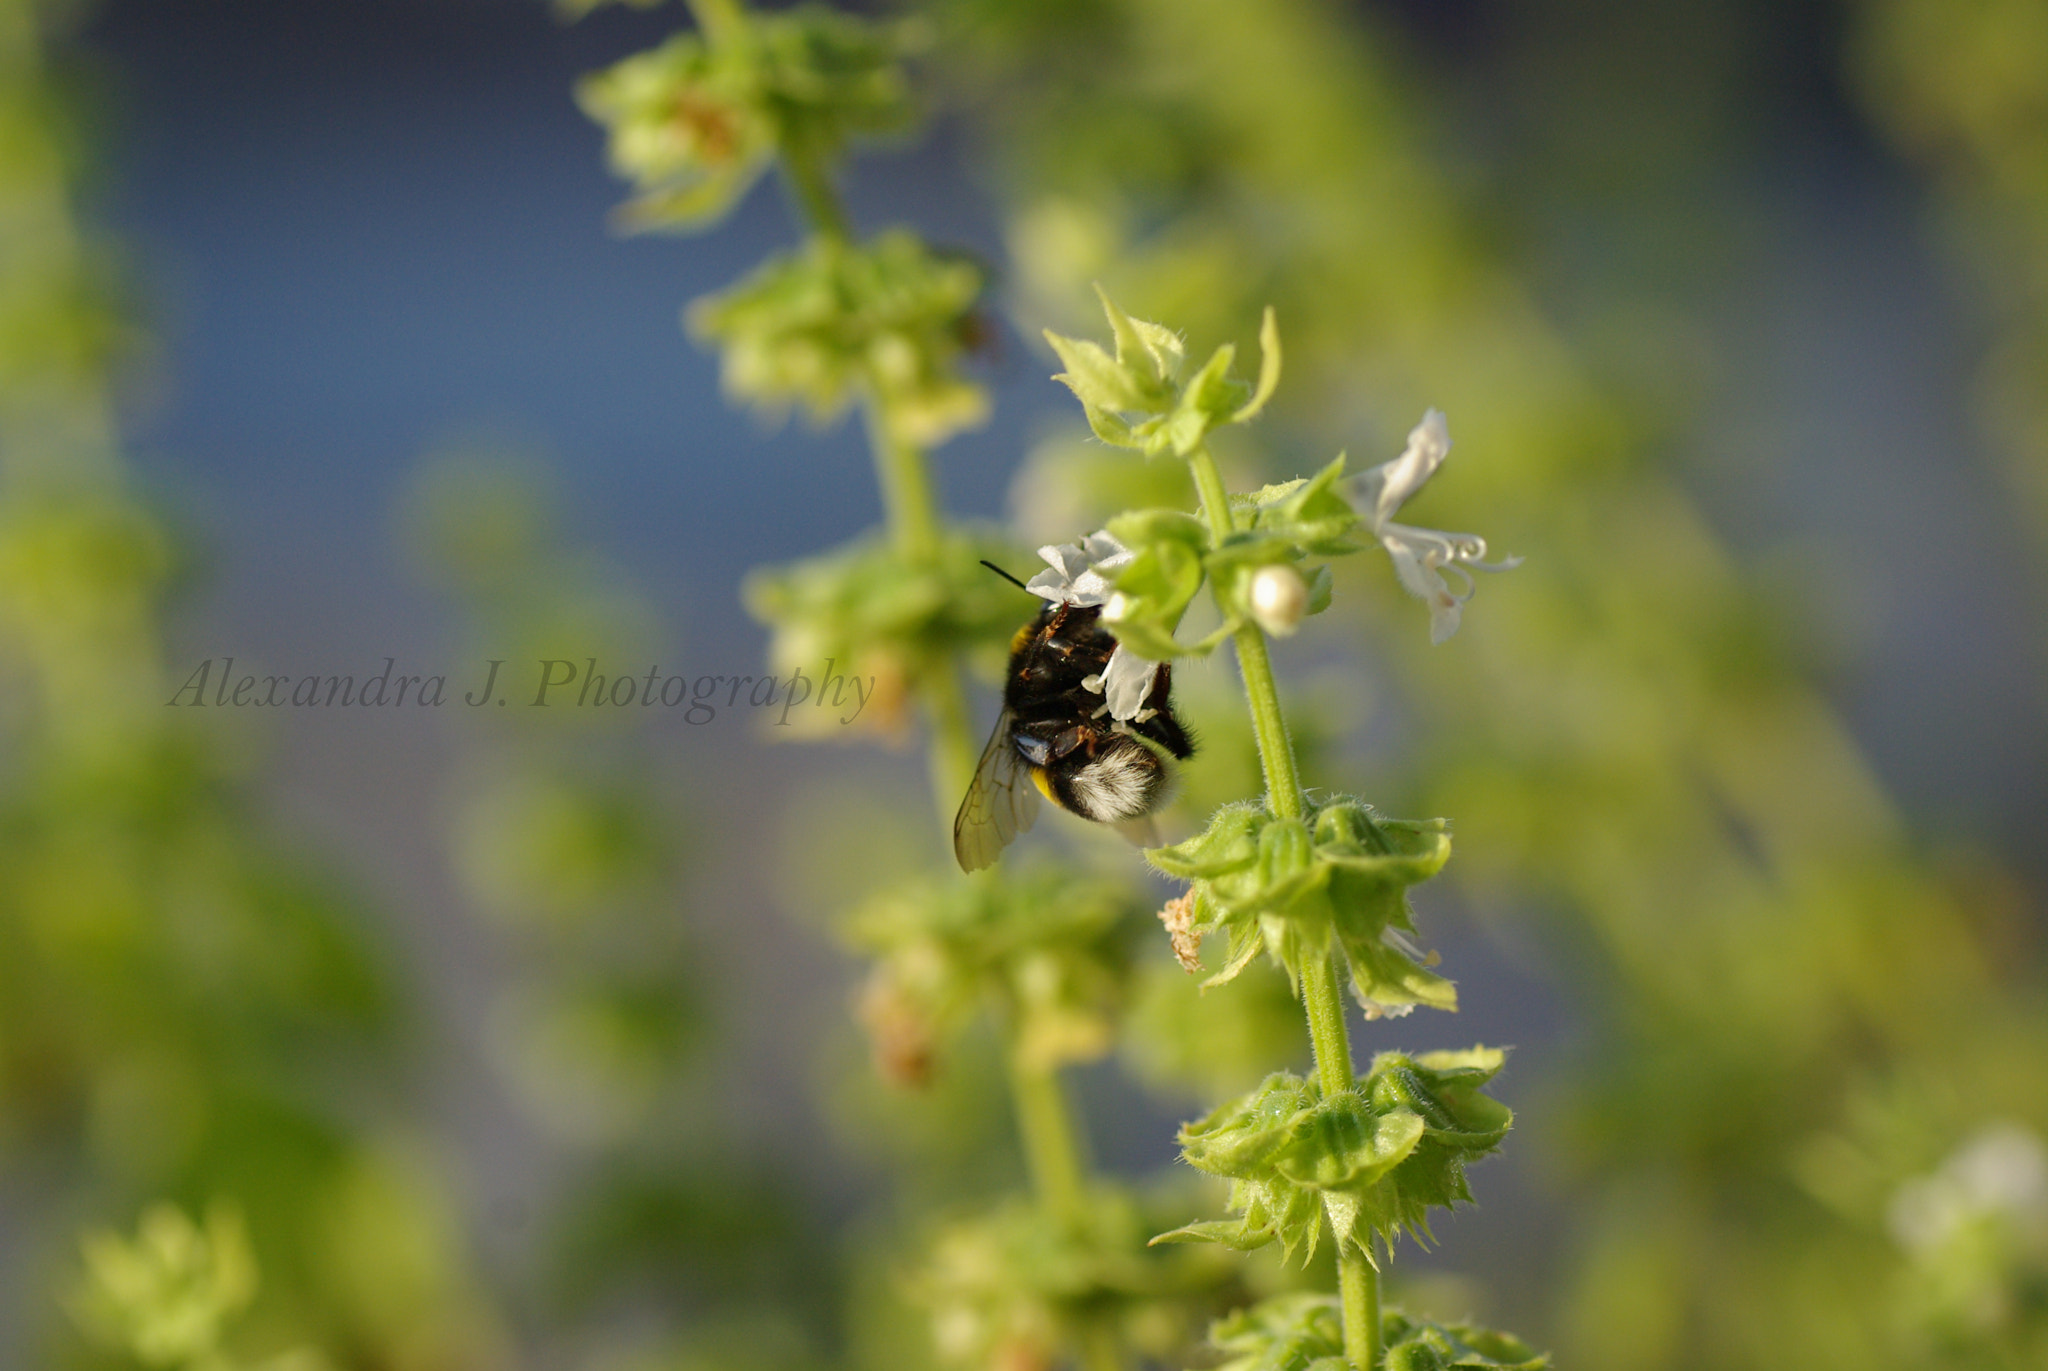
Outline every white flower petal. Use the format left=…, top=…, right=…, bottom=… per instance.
left=1099, top=645, right=1160, bottom=721
left=1024, top=566, right=1074, bottom=601
left=1353, top=408, right=1452, bottom=529
left=1028, top=531, right=1133, bottom=606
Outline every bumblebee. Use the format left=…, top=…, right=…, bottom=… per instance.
left=953, top=594, right=1194, bottom=872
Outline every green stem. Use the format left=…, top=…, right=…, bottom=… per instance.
left=859, top=380, right=1093, bottom=1251
left=780, top=148, right=850, bottom=241
left=1193, top=442, right=1380, bottom=1368
left=864, top=403, right=942, bottom=562
left=1339, top=1247, right=1383, bottom=1371
left=1299, top=950, right=1354, bottom=1096
left=921, top=657, right=979, bottom=835
left=1187, top=445, right=1305, bottom=819
left=1008, top=1046, right=1089, bottom=1224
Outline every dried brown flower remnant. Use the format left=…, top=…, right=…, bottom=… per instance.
left=1158, top=893, right=1203, bottom=974
left=857, top=971, right=934, bottom=1087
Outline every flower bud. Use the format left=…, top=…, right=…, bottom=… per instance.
left=1248, top=564, right=1308, bottom=637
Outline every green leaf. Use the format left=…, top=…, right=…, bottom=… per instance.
left=1232, top=306, right=1283, bottom=422
left=1147, top=1218, right=1274, bottom=1251
left=1252, top=452, right=1358, bottom=555
left=1046, top=330, right=1154, bottom=414
left=1091, top=510, right=1209, bottom=659
left=1105, top=507, right=1209, bottom=549
left=1304, top=564, right=1334, bottom=615
left=1080, top=401, right=1139, bottom=449
left=1167, top=343, right=1250, bottom=455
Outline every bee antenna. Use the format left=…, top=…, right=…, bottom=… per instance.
left=979, top=560, right=1033, bottom=593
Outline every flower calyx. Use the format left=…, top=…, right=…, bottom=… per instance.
left=1205, top=1294, right=1547, bottom=1371
left=841, top=864, right=1139, bottom=1079
left=1152, top=1048, right=1513, bottom=1265
left=1147, top=796, right=1456, bottom=1018
left=691, top=230, right=989, bottom=446
left=917, top=1188, right=1241, bottom=1371
left=577, top=3, right=920, bottom=232
left=743, top=526, right=1025, bottom=739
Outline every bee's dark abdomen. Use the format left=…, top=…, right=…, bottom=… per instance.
left=1047, top=733, right=1171, bottom=822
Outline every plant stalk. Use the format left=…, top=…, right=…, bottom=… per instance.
left=774, top=107, right=1099, bottom=1354
left=1186, top=446, right=1305, bottom=818
left=1008, top=1045, right=1090, bottom=1225
left=1191, top=442, right=1378, bottom=1368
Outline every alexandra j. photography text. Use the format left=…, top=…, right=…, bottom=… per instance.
left=164, top=656, right=878, bottom=724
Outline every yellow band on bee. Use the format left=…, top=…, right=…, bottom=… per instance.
left=1030, top=766, right=1057, bottom=804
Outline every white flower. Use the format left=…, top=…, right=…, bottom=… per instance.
left=1025, top=531, right=1162, bottom=723
left=1889, top=1123, right=2048, bottom=1258
left=1351, top=409, right=1520, bottom=644
left=1024, top=530, right=1132, bottom=606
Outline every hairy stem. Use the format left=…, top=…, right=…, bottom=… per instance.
left=1339, top=1246, right=1383, bottom=1371
left=1187, top=445, right=1305, bottom=818
left=1191, top=442, right=1377, bottom=1367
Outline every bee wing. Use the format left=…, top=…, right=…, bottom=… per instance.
left=1111, top=814, right=1160, bottom=849
left=952, top=709, right=1041, bottom=872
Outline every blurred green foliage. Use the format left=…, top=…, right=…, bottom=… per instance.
left=0, top=3, right=503, bottom=1366
left=921, top=0, right=2048, bottom=1364
left=1850, top=0, right=2048, bottom=552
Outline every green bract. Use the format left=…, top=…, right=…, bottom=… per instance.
left=691, top=231, right=988, bottom=445
left=69, top=1203, right=258, bottom=1369
left=1379, top=1311, right=1549, bottom=1370
left=577, top=4, right=917, bottom=230
left=1084, top=448, right=1355, bottom=661
left=1096, top=507, right=1209, bottom=659
left=917, top=1190, right=1241, bottom=1371
left=1154, top=1048, right=1511, bottom=1264
left=1044, top=290, right=1279, bottom=458
left=1207, top=1292, right=1349, bottom=1371
left=1206, top=1295, right=1547, bottom=1371
left=842, top=864, right=1140, bottom=1077
left=1148, top=797, right=1456, bottom=1017
left=743, top=526, right=1021, bottom=739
